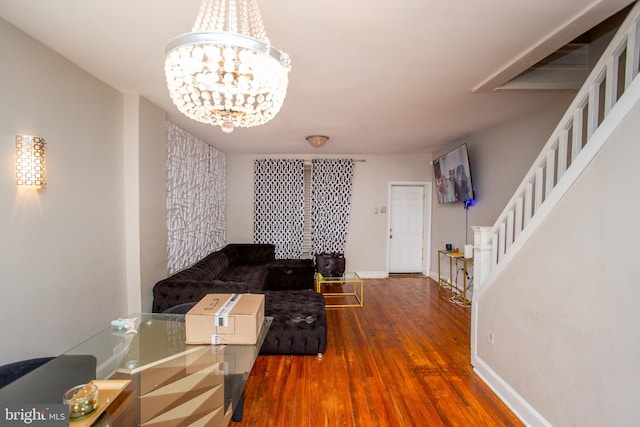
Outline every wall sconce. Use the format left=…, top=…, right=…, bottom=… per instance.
left=16, top=135, right=46, bottom=189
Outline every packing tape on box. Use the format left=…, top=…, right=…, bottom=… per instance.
left=215, top=293, right=241, bottom=327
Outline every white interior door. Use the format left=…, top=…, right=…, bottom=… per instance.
left=388, top=185, right=425, bottom=273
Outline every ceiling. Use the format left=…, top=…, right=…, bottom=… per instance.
left=0, top=0, right=633, bottom=155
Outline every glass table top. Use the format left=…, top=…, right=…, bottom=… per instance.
left=316, top=271, right=360, bottom=281
left=1, top=313, right=271, bottom=426
left=66, top=313, right=271, bottom=373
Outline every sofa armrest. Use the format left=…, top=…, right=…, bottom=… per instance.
left=152, top=279, right=249, bottom=313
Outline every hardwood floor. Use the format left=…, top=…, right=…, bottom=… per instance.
left=238, top=277, right=523, bottom=427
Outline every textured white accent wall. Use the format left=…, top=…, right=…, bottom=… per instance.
left=166, top=122, right=226, bottom=273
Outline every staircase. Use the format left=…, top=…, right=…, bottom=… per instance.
left=470, top=2, right=640, bottom=425
left=472, top=2, right=640, bottom=293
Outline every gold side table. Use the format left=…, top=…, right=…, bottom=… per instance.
left=315, top=272, right=364, bottom=308
left=437, top=250, right=473, bottom=307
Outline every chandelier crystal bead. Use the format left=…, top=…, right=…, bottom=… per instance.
left=164, top=0, right=291, bottom=133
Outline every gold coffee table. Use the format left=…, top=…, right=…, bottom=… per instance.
left=315, top=272, right=364, bottom=308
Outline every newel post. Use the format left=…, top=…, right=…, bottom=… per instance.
left=471, top=226, right=493, bottom=291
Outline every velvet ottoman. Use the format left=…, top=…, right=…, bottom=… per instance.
left=260, top=290, right=327, bottom=356
left=162, top=290, right=327, bottom=356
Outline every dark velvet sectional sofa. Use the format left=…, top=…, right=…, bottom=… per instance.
left=152, top=244, right=327, bottom=355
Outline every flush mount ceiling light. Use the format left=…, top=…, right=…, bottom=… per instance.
left=306, top=135, right=329, bottom=148
left=164, top=0, right=291, bottom=134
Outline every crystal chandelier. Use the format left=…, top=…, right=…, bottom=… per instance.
left=164, top=0, right=291, bottom=133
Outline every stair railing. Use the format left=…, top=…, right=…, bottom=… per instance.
left=472, top=2, right=640, bottom=290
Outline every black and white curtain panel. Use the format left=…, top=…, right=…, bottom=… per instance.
left=254, top=159, right=305, bottom=258
left=310, top=159, right=355, bottom=255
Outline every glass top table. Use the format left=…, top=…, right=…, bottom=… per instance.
left=0, top=313, right=271, bottom=426
left=315, top=272, right=364, bottom=308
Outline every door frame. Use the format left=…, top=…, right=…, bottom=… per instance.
left=386, top=181, right=432, bottom=276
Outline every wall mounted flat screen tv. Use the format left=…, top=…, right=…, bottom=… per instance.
left=433, top=143, right=475, bottom=203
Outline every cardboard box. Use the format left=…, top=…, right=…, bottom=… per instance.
left=186, top=294, right=265, bottom=345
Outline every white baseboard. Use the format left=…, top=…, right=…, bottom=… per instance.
left=473, top=356, right=552, bottom=427
left=429, top=270, right=439, bottom=282
left=355, top=271, right=387, bottom=278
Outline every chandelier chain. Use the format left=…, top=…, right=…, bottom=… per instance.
left=239, top=0, right=249, bottom=36
left=227, top=0, right=238, bottom=34
left=247, top=0, right=266, bottom=40
left=192, top=0, right=213, bottom=31
left=214, top=0, right=226, bottom=32
left=191, top=0, right=267, bottom=39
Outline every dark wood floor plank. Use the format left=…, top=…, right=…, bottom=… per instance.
left=237, top=277, right=523, bottom=427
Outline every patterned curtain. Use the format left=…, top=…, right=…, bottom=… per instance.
left=254, top=159, right=305, bottom=258
left=310, top=159, right=355, bottom=255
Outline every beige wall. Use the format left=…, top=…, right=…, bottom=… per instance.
left=3, top=14, right=632, bottom=424
left=226, top=153, right=432, bottom=275
left=0, top=18, right=167, bottom=364
left=429, top=94, right=574, bottom=279
left=476, top=100, right=640, bottom=426
left=133, top=96, right=168, bottom=313
left=226, top=96, right=573, bottom=279
left=0, top=18, right=126, bottom=364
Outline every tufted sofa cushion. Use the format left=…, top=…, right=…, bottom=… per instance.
left=265, top=261, right=314, bottom=291
left=260, top=290, right=327, bottom=355
left=222, top=244, right=276, bottom=266
left=160, top=290, right=327, bottom=356
left=220, top=265, right=268, bottom=292
left=170, top=252, right=230, bottom=282
left=153, top=280, right=249, bottom=313
left=152, top=244, right=315, bottom=313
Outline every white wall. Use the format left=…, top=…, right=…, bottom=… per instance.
left=226, top=153, right=431, bottom=275
left=429, top=94, right=574, bottom=279
left=475, top=99, right=640, bottom=426
left=0, top=18, right=126, bottom=364
left=135, top=97, right=168, bottom=313
left=0, top=19, right=168, bottom=364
